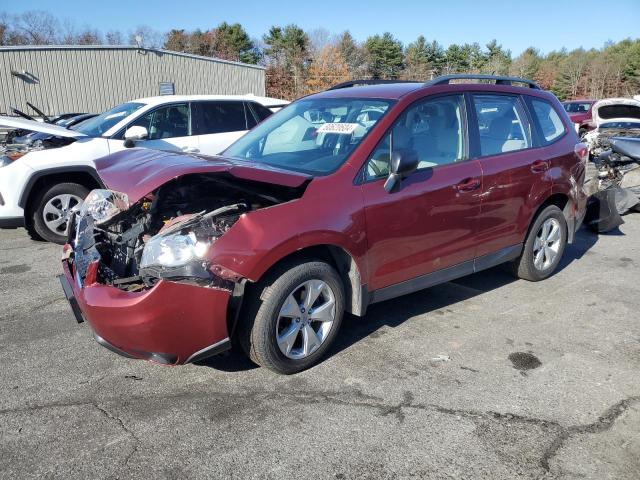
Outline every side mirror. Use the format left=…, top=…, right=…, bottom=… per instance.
left=123, top=126, right=148, bottom=148
left=384, top=149, right=419, bottom=193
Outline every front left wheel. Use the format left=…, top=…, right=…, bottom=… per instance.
left=239, top=260, right=345, bottom=374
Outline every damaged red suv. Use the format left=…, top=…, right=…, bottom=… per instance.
left=60, top=75, right=588, bottom=374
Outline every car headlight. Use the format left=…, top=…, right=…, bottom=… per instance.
left=80, top=189, right=129, bottom=225
left=140, top=231, right=210, bottom=269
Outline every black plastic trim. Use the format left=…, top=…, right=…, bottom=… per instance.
left=368, top=244, right=522, bottom=305
left=58, top=274, right=85, bottom=323
left=427, top=74, right=541, bottom=90
left=94, top=334, right=137, bottom=359
left=0, top=217, right=25, bottom=228
left=185, top=338, right=232, bottom=364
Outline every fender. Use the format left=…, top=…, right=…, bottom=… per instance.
left=18, top=166, right=105, bottom=208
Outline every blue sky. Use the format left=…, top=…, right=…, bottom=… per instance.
left=4, top=0, right=640, bottom=55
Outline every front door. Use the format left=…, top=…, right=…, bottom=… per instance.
left=360, top=94, right=483, bottom=292
left=108, top=103, right=199, bottom=154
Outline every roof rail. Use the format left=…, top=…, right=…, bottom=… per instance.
left=426, top=74, right=541, bottom=89
left=328, top=79, right=419, bottom=90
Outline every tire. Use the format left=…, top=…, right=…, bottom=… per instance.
left=31, top=182, right=89, bottom=244
left=511, top=205, right=567, bottom=282
left=238, top=260, right=345, bottom=374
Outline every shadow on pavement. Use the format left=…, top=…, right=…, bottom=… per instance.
left=200, top=227, right=600, bottom=372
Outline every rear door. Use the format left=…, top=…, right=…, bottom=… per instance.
left=360, top=94, right=483, bottom=292
left=192, top=101, right=250, bottom=155
left=470, top=93, right=552, bottom=256
left=108, top=103, right=198, bottom=154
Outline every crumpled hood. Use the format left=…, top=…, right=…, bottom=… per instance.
left=0, top=116, right=86, bottom=138
left=592, top=98, right=640, bottom=127
left=94, top=149, right=311, bottom=203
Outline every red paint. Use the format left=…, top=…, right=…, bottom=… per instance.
left=69, top=80, right=585, bottom=365
left=62, top=261, right=230, bottom=363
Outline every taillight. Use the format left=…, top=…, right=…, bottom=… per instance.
left=574, top=143, right=589, bottom=163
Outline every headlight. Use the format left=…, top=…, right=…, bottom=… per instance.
left=0, top=151, right=26, bottom=168
left=80, top=189, right=129, bottom=225
left=140, top=231, right=210, bottom=269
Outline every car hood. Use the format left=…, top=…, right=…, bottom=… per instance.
left=592, top=98, right=640, bottom=127
left=94, top=149, right=312, bottom=203
left=0, top=116, right=87, bottom=138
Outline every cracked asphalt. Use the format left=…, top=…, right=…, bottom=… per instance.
left=1, top=216, right=639, bottom=480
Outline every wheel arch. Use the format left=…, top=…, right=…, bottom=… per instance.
left=248, top=243, right=368, bottom=317
left=20, top=167, right=104, bottom=220
left=527, top=192, right=573, bottom=243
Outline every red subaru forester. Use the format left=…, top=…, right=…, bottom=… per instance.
left=60, top=75, right=588, bottom=374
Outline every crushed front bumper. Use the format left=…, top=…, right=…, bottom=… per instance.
left=60, top=259, right=232, bottom=365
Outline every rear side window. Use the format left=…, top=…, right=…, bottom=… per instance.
left=193, top=101, right=248, bottom=135
left=530, top=99, right=565, bottom=144
left=472, top=94, right=530, bottom=157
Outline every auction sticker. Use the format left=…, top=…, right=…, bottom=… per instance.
left=317, top=122, right=359, bottom=134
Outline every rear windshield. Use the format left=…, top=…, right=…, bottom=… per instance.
left=75, top=102, right=145, bottom=137
left=598, top=104, right=640, bottom=121
left=563, top=102, right=592, bottom=113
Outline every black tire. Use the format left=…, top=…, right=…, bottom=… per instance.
left=31, top=182, right=89, bottom=244
left=511, top=205, right=567, bottom=281
left=238, top=260, right=345, bottom=374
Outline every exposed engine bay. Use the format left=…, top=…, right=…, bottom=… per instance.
left=583, top=137, right=640, bottom=232
left=69, top=173, right=306, bottom=292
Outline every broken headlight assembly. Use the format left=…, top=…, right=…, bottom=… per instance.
left=140, top=231, right=210, bottom=269
left=81, top=189, right=129, bottom=225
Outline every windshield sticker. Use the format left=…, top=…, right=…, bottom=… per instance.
left=317, top=122, right=359, bottom=134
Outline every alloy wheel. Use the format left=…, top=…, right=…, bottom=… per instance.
left=275, top=279, right=337, bottom=360
left=42, top=194, right=83, bottom=236
left=533, top=217, right=561, bottom=271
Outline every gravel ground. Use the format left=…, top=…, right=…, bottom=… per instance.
left=0, top=217, right=639, bottom=480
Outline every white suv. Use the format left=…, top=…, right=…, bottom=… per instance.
left=0, top=94, right=287, bottom=243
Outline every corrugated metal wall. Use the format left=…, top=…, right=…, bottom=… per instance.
left=0, top=46, right=266, bottom=116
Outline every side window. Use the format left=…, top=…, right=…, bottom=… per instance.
left=127, top=104, right=190, bottom=140
left=530, top=98, right=565, bottom=144
left=193, top=101, right=248, bottom=135
left=248, top=102, right=274, bottom=125
left=473, top=94, right=530, bottom=156
left=365, top=95, right=465, bottom=181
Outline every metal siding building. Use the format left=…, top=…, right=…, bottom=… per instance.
left=0, top=45, right=266, bottom=116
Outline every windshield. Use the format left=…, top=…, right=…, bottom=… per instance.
left=74, top=102, right=145, bottom=137
left=563, top=102, right=592, bottom=113
left=224, top=98, right=393, bottom=175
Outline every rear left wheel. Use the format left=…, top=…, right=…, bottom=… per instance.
left=512, top=205, right=567, bottom=281
left=239, top=260, right=345, bottom=374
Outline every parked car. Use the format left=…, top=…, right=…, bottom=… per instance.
left=562, top=99, right=596, bottom=137
left=59, top=75, right=588, bottom=374
left=582, top=97, right=640, bottom=221
left=11, top=113, right=98, bottom=147
left=0, top=94, right=288, bottom=243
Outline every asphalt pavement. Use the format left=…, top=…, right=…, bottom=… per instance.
left=0, top=217, right=639, bottom=479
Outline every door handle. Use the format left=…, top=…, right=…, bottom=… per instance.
left=531, top=159, right=549, bottom=173
left=182, top=146, right=200, bottom=153
left=456, top=177, right=481, bottom=192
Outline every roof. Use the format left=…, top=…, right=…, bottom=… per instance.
left=129, top=94, right=287, bottom=107
left=313, top=82, right=425, bottom=100
left=0, top=44, right=266, bottom=70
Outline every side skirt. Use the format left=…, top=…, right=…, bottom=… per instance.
left=368, top=244, right=522, bottom=305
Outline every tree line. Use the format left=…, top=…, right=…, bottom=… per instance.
left=2, top=10, right=638, bottom=101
